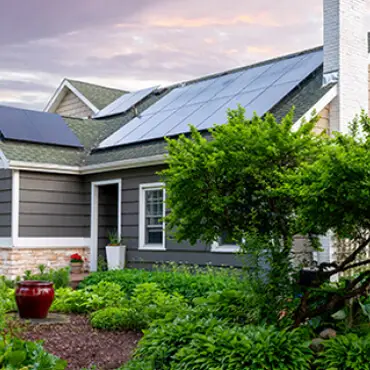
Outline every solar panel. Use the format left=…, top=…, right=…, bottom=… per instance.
left=0, top=105, right=83, bottom=147
left=95, top=86, right=158, bottom=118
left=99, top=49, right=323, bottom=149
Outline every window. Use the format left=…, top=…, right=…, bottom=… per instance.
left=211, top=232, right=240, bottom=253
left=139, top=183, right=165, bottom=250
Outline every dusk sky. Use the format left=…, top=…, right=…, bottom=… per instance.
left=0, top=0, right=324, bottom=110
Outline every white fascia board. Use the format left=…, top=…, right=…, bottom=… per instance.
left=8, top=154, right=166, bottom=176
left=8, top=161, right=81, bottom=175
left=45, top=79, right=99, bottom=114
left=13, top=237, right=91, bottom=249
left=292, top=84, right=338, bottom=132
left=80, top=154, right=166, bottom=174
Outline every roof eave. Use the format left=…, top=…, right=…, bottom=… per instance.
left=7, top=154, right=166, bottom=175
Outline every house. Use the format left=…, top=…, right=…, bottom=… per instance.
left=0, top=0, right=368, bottom=278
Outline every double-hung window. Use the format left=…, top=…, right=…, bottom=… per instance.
left=139, top=183, right=166, bottom=250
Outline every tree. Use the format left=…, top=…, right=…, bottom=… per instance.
left=162, top=106, right=321, bottom=304
left=162, top=106, right=370, bottom=326
left=285, top=112, right=370, bottom=326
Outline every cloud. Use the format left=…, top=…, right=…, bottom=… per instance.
left=0, top=0, right=325, bottom=110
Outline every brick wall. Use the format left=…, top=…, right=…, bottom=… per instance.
left=324, top=0, right=368, bottom=134
left=0, top=247, right=90, bottom=279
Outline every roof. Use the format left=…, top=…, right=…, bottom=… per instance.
left=66, top=79, right=127, bottom=110
left=0, top=46, right=337, bottom=171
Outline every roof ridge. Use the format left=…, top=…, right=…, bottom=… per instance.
left=66, top=78, right=127, bottom=94
left=161, top=45, right=323, bottom=91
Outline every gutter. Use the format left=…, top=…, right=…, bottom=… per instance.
left=7, top=154, right=166, bottom=176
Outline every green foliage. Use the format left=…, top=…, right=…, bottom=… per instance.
left=79, top=265, right=245, bottom=301
left=315, top=333, right=370, bottom=370
left=0, top=336, right=67, bottom=370
left=107, top=229, right=121, bottom=245
left=22, top=266, right=70, bottom=289
left=91, top=283, right=186, bottom=331
left=51, top=281, right=126, bottom=313
left=0, top=279, right=16, bottom=313
left=192, top=289, right=263, bottom=325
left=123, top=316, right=312, bottom=370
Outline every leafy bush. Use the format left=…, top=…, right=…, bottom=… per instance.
left=123, top=316, right=312, bottom=370
left=51, top=281, right=126, bottom=313
left=79, top=265, right=245, bottom=301
left=192, top=289, right=263, bottom=325
left=0, top=336, right=67, bottom=369
left=23, top=266, right=70, bottom=289
left=0, top=279, right=16, bottom=312
left=316, top=333, right=370, bottom=370
left=91, top=283, right=186, bottom=331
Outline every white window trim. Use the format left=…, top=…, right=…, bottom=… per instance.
left=139, top=182, right=166, bottom=251
left=211, top=241, right=241, bottom=253
left=90, top=179, right=122, bottom=271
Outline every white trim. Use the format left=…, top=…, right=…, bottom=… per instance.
left=139, top=182, right=166, bottom=251
left=0, top=238, right=12, bottom=248
left=211, top=241, right=241, bottom=253
left=8, top=161, right=80, bottom=175
left=81, top=155, right=166, bottom=174
left=8, top=154, right=166, bottom=176
left=13, top=238, right=90, bottom=248
left=45, top=79, right=99, bottom=114
left=292, top=84, right=338, bottom=132
left=90, top=178, right=122, bottom=271
left=11, top=170, right=20, bottom=246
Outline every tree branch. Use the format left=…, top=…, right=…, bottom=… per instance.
left=341, top=259, right=370, bottom=273
left=338, top=235, right=370, bottom=270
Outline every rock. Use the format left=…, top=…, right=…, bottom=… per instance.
left=310, top=338, right=325, bottom=353
left=319, top=328, right=337, bottom=339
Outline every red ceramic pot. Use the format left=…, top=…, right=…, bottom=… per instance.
left=15, top=281, right=55, bottom=319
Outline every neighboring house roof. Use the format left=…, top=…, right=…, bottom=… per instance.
left=45, top=78, right=127, bottom=116
left=0, top=46, right=338, bottom=173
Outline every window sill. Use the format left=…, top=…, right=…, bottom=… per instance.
left=139, top=244, right=166, bottom=251
left=211, top=244, right=241, bottom=253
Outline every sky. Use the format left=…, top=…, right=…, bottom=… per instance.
left=0, top=0, right=324, bottom=111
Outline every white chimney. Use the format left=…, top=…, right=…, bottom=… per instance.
left=323, top=0, right=368, bottom=133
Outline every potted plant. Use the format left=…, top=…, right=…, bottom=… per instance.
left=70, top=253, right=84, bottom=274
left=105, top=230, right=126, bottom=270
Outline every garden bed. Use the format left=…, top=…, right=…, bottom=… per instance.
left=22, top=315, right=142, bottom=370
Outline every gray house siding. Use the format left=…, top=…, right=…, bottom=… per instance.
left=85, top=165, right=243, bottom=268
left=0, top=169, right=12, bottom=237
left=19, top=171, right=89, bottom=237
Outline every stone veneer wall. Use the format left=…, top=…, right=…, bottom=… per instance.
left=0, top=247, right=90, bottom=279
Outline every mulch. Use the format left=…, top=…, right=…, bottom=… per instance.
left=22, top=315, right=142, bottom=370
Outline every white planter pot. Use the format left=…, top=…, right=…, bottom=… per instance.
left=106, top=245, right=126, bottom=270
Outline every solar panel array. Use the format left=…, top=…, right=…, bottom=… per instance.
left=95, top=86, right=158, bottom=118
left=0, top=105, right=82, bottom=148
left=99, top=49, right=323, bottom=149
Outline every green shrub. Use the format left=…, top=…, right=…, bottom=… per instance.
left=123, top=317, right=312, bottom=370
left=316, top=333, right=370, bottom=370
left=172, top=325, right=312, bottom=370
left=91, top=283, right=186, bottom=331
left=23, top=266, right=70, bottom=289
left=51, top=281, right=126, bottom=313
left=91, top=307, right=145, bottom=331
left=0, top=279, right=16, bottom=313
left=79, top=265, right=244, bottom=301
left=192, top=289, right=263, bottom=324
left=127, top=316, right=226, bottom=369
left=0, top=336, right=66, bottom=369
